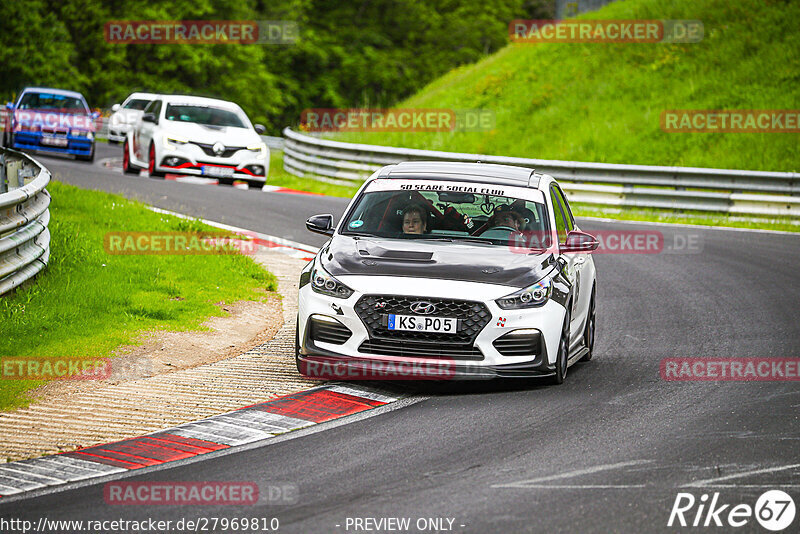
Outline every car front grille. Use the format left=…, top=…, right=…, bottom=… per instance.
left=354, top=295, right=491, bottom=346
left=190, top=141, right=246, bottom=158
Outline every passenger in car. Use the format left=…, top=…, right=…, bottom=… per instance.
left=401, top=204, right=428, bottom=234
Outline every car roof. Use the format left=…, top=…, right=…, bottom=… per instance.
left=380, top=161, right=546, bottom=189
left=124, top=92, right=160, bottom=100
left=159, top=94, right=240, bottom=110
left=21, top=87, right=86, bottom=99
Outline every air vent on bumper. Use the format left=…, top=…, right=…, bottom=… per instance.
left=493, top=329, right=542, bottom=357
left=309, top=315, right=352, bottom=345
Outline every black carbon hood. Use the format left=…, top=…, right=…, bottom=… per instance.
left=320, top=235, right=556, bottom=288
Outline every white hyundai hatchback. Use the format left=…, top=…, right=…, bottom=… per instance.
left=123, top=95, right=269, bottom=187
left=297, top=162, right=599, bottom=384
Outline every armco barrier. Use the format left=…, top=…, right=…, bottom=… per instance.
left=281, top=128, right=800, bottom=218
left=0, top=148, right=51, bottom=296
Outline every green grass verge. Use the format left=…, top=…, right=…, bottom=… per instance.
left=267, top=151, right=360, bottom=198
left=0, top=180, right=277, bottom=411
left=328, top=0, right=799, bottom=172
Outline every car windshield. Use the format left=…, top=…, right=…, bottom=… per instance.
left=164, top=104, right=246, bottom=128
left=123, top=99, right=150, bottom=110
left=18, top=92, right=87, bottom=113
left=340, top=181, right=551, bottom=248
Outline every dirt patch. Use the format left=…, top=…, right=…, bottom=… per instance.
left=28, top=295, right=283, bottom=402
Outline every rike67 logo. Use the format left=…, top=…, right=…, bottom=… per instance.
left=668, top=490, right=796, bottom=531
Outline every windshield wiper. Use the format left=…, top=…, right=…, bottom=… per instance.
left=448, top=236, right=496, bottom=245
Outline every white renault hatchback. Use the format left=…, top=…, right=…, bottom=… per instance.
left=297, top=162, right=599, bottom=384
left=123, top=95, right=269, bottom=187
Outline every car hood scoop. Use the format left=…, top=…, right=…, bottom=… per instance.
left=357, top=243, right=434, bottom=262
left=322, top=236, right=554, bottom=287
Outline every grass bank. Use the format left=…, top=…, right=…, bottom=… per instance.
left=0, top=180, right=276, bottom=411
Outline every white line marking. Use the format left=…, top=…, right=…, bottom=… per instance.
left=686, top=463, right=800, bottom=487
left=147, top=206, right=319, bottom=255
left=491, top=459, right=652, bottom=488
left=498, top=484, right=647, bottom=489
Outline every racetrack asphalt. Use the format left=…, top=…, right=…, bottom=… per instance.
left=2, top=143, right=798, bottom=533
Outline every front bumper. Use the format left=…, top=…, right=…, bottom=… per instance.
left=13, top=131, right=93, bottom=156
left=157, top=143, right=268, bottom=183
left=297, top=275, right=566, bottom=380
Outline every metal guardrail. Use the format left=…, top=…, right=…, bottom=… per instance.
left=281, top=128, right=800, bottom=218
left=0, top=148, right=51, bottom=296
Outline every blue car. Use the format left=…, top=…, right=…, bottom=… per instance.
left=3, top=87, right=98, bottom=162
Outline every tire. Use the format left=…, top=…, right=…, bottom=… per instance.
left=580, top=287, right=596, bottom=362
left=294, top=317, right=303, bottom=374
left=76, top=142, right=95, bottom=162
left=148, top=143, right=164, bottom=178
left=551, top=307, right=571, bottom=385
left=122, top=140, right=139, bottom=174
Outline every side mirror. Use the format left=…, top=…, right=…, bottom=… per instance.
left=142, top=112, right=156, bottom=123
left=91, top=111, right=101, bottom=120
left=254, top=124, right=266, bottom=135
left=5, top=102, right=14, bottom=110
left=111, top=104, right=121, bottom=112
left=560, top=230, right=599, bottom=253
left=306, top=214, right=334, bottom=236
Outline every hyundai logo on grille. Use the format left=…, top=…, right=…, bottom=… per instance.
left=212, top=141, right=225, bottom=156
left=410, top=301, right=436, bottom=315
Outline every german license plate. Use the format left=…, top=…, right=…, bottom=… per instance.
left=41, top=136, right=68, bottom=147
left=387, top=314, right=457, bottom=333
left=202, top=166, right=234, bottom=177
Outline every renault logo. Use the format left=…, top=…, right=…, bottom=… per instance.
left=410, top=301, right=436, bottom=315
left=212, top=141, right=225, bottom=156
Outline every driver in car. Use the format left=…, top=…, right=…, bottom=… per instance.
left=401, top=204, right=428, bottom=234
left=488, top=205, right=524, bottom=231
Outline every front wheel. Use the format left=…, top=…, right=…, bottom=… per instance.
left=580, top=287, right=596, bottom=362
left=551, top=308, right=571, bottom=385
left=122, top=140, right=139, bottom=174
left=148, top=143, right=165, bottom=177
left=76, top=142, right=95, bottom=162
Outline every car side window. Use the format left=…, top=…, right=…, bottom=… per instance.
left=554, top=185, right=575, bottom=231
left=550, top=185, right=568, bottom=244
left=143, top=100, right=156, bottom=115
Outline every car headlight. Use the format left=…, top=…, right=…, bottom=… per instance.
left=164, top=136, right=188, bottom=150
left=311, top=262, right=353, bottom=299
left=72, top=130, right=93, bottom=140
left=496, top=277, right=552, bottom=309
left=247, top=142, right=267, bottom=159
